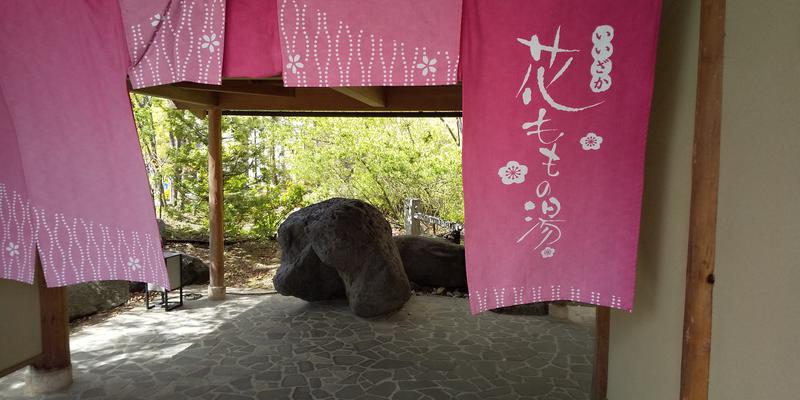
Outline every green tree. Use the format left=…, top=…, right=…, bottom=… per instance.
left=132, top=96, right=463, bottom=239
left=289, top=117, right=463, bottom=228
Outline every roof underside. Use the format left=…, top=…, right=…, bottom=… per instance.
left=130, top=78, right=462, bottom=117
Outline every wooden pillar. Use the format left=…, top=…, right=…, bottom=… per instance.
left=207, top=109, right=226, bottom=301
left=591, top=307, right=610, bottom=400
left=680, top=0, right=726, bottom=398
left=27, top=253, right=72, bottom=393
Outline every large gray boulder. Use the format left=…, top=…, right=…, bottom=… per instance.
left=393, top=235, right=467, bottom=289
left=274, top=199, right=346, bottom=302
left=68, top=280, right=130, bottom=320
left=274, top=198, right=411, bottom=317
left=273, top=243, right=346, bottom=301
left=180, top=254, right=210, bottom=286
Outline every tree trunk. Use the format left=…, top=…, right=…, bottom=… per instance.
left=150, top=132, right=165, bottom=218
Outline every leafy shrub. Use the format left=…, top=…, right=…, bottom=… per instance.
left=132, top=95, right=462, bottom=240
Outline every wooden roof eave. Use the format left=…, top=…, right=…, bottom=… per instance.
left=129, top=78, right=462, bottom=115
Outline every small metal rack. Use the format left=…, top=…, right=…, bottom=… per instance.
left=145, top=251, right=183, bottom=311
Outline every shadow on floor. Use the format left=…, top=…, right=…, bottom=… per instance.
left=0, top=293, right=595, bottom=400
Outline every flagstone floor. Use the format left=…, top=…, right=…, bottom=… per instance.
left=0, top=292, right=595, bottom=400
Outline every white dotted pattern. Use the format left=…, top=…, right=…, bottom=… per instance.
left=473, top=289, right=489, bottom=313
left=278, top=0, right=460, bottom=87
left=125, top=0, right=225, bottom=90
left=611, top=295, right=622, bottom=309
left=493, top=287, right=506, bottom=308
left=570, top=287, right=582, bottom=302
left=0, top=183, right=168, bottom=288
left=550, top=285, right=562, bottom=300
left=0, top=185, right=36, bottom=283
left=531, top=286, right=543, bottom=303
left=469, top=284, right=629, bottom=314
left=512, top=286, right=525, bottom=305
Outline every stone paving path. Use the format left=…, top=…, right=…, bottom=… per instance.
left=0, top=294, right=594, bottom=400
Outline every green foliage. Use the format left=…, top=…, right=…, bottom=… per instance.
left=131, top=95, right=463, bottom=239
left=289, top=117, right=463, bottom=226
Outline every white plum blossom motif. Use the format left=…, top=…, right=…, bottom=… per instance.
left=150, top=13, right=162, bottom=27
left=286, top=55, right=304, bottom=74
left=540, top=247, right=555, bottom=258
left=201, top=33, right=220, bottom=53
left=416, top=56, right=438, bottom=77
left=127, top=257, right=142, bottom=271
left=5, top=242, right=19, bottom=256
left=498, top=161, right=528, bottom=185
left=580, top=132, right=603, bottom=151
left=524, top=201, right=537, bottom=222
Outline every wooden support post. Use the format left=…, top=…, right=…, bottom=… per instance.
left=592, top=307, right=610, bottom=400
left=404, top=198, right=421, bottom=235
left=27, top=253, right=72, bottom=394
left=207, top=108, right=226, bottom=301
left=680, top=0, right=726, bottom=398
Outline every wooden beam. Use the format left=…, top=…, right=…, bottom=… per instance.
left=680, top=0, right=726, bottom=398
left=170, top=102, right=207, bottom=119
left=131, top=84, right=218, bottom=107
left=385, top=86, right=462, bottom=110
left=30, top=253, right=72, bottom=391
left=331, top=87, right=386, bottom=107
left=210, top=86, right=461, bottom=112
left=592, top=307, right=610, bottom=400
left=174, top=80, right=296, bottom=98
left=207, top=109, right=226, bottom=301
left=188, top=109, right=207, bottom=119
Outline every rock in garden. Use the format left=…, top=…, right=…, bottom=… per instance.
left=274, top=198, right=411, bottom=317
left=307, top=199, right=412, bottom=317
left=68, top=280, right=130, bottom=320
left=273, top=243, right=346, bottom=301
left=180, top=254, right=210, bottom=286
left=275, top=200, right=347, bottom=301
left=393, top=235, right=467, bottom=289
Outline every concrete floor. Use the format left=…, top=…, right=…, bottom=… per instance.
left=0, top=293, right=595, bottom=400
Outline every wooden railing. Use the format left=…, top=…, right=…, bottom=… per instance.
left=403, top=198, right=463, bottom=236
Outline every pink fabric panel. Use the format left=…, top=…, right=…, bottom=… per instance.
left=222, top=0, right=283, bottom=78
left=0, top=1, right=169, bottom=288
left=121, top=0, right=227, bottom=89
left=0, top=93, right=36, bottom=284
left=278, top=0, right=462, bottom=87
left=461, top=0, right=662, bottom=313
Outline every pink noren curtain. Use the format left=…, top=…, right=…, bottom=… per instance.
left=0, top=0, right=168, bottom=288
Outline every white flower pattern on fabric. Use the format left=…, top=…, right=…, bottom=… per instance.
left=540, top=247, right=555, bottom=258
left=286, top=55, right=304, bottom=74
left=201, top=33, right=220, bottom=53
left=127, top=257, right=142, bottom=271
left=416, top=56, right=438, bottom=77
left=150, top=13, right=162, bottom=27
left=498, top=161, right=528, bottom=185
left=5, top=242, right=19, bottom=256
left=580, top=132, right=603, bottom=151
